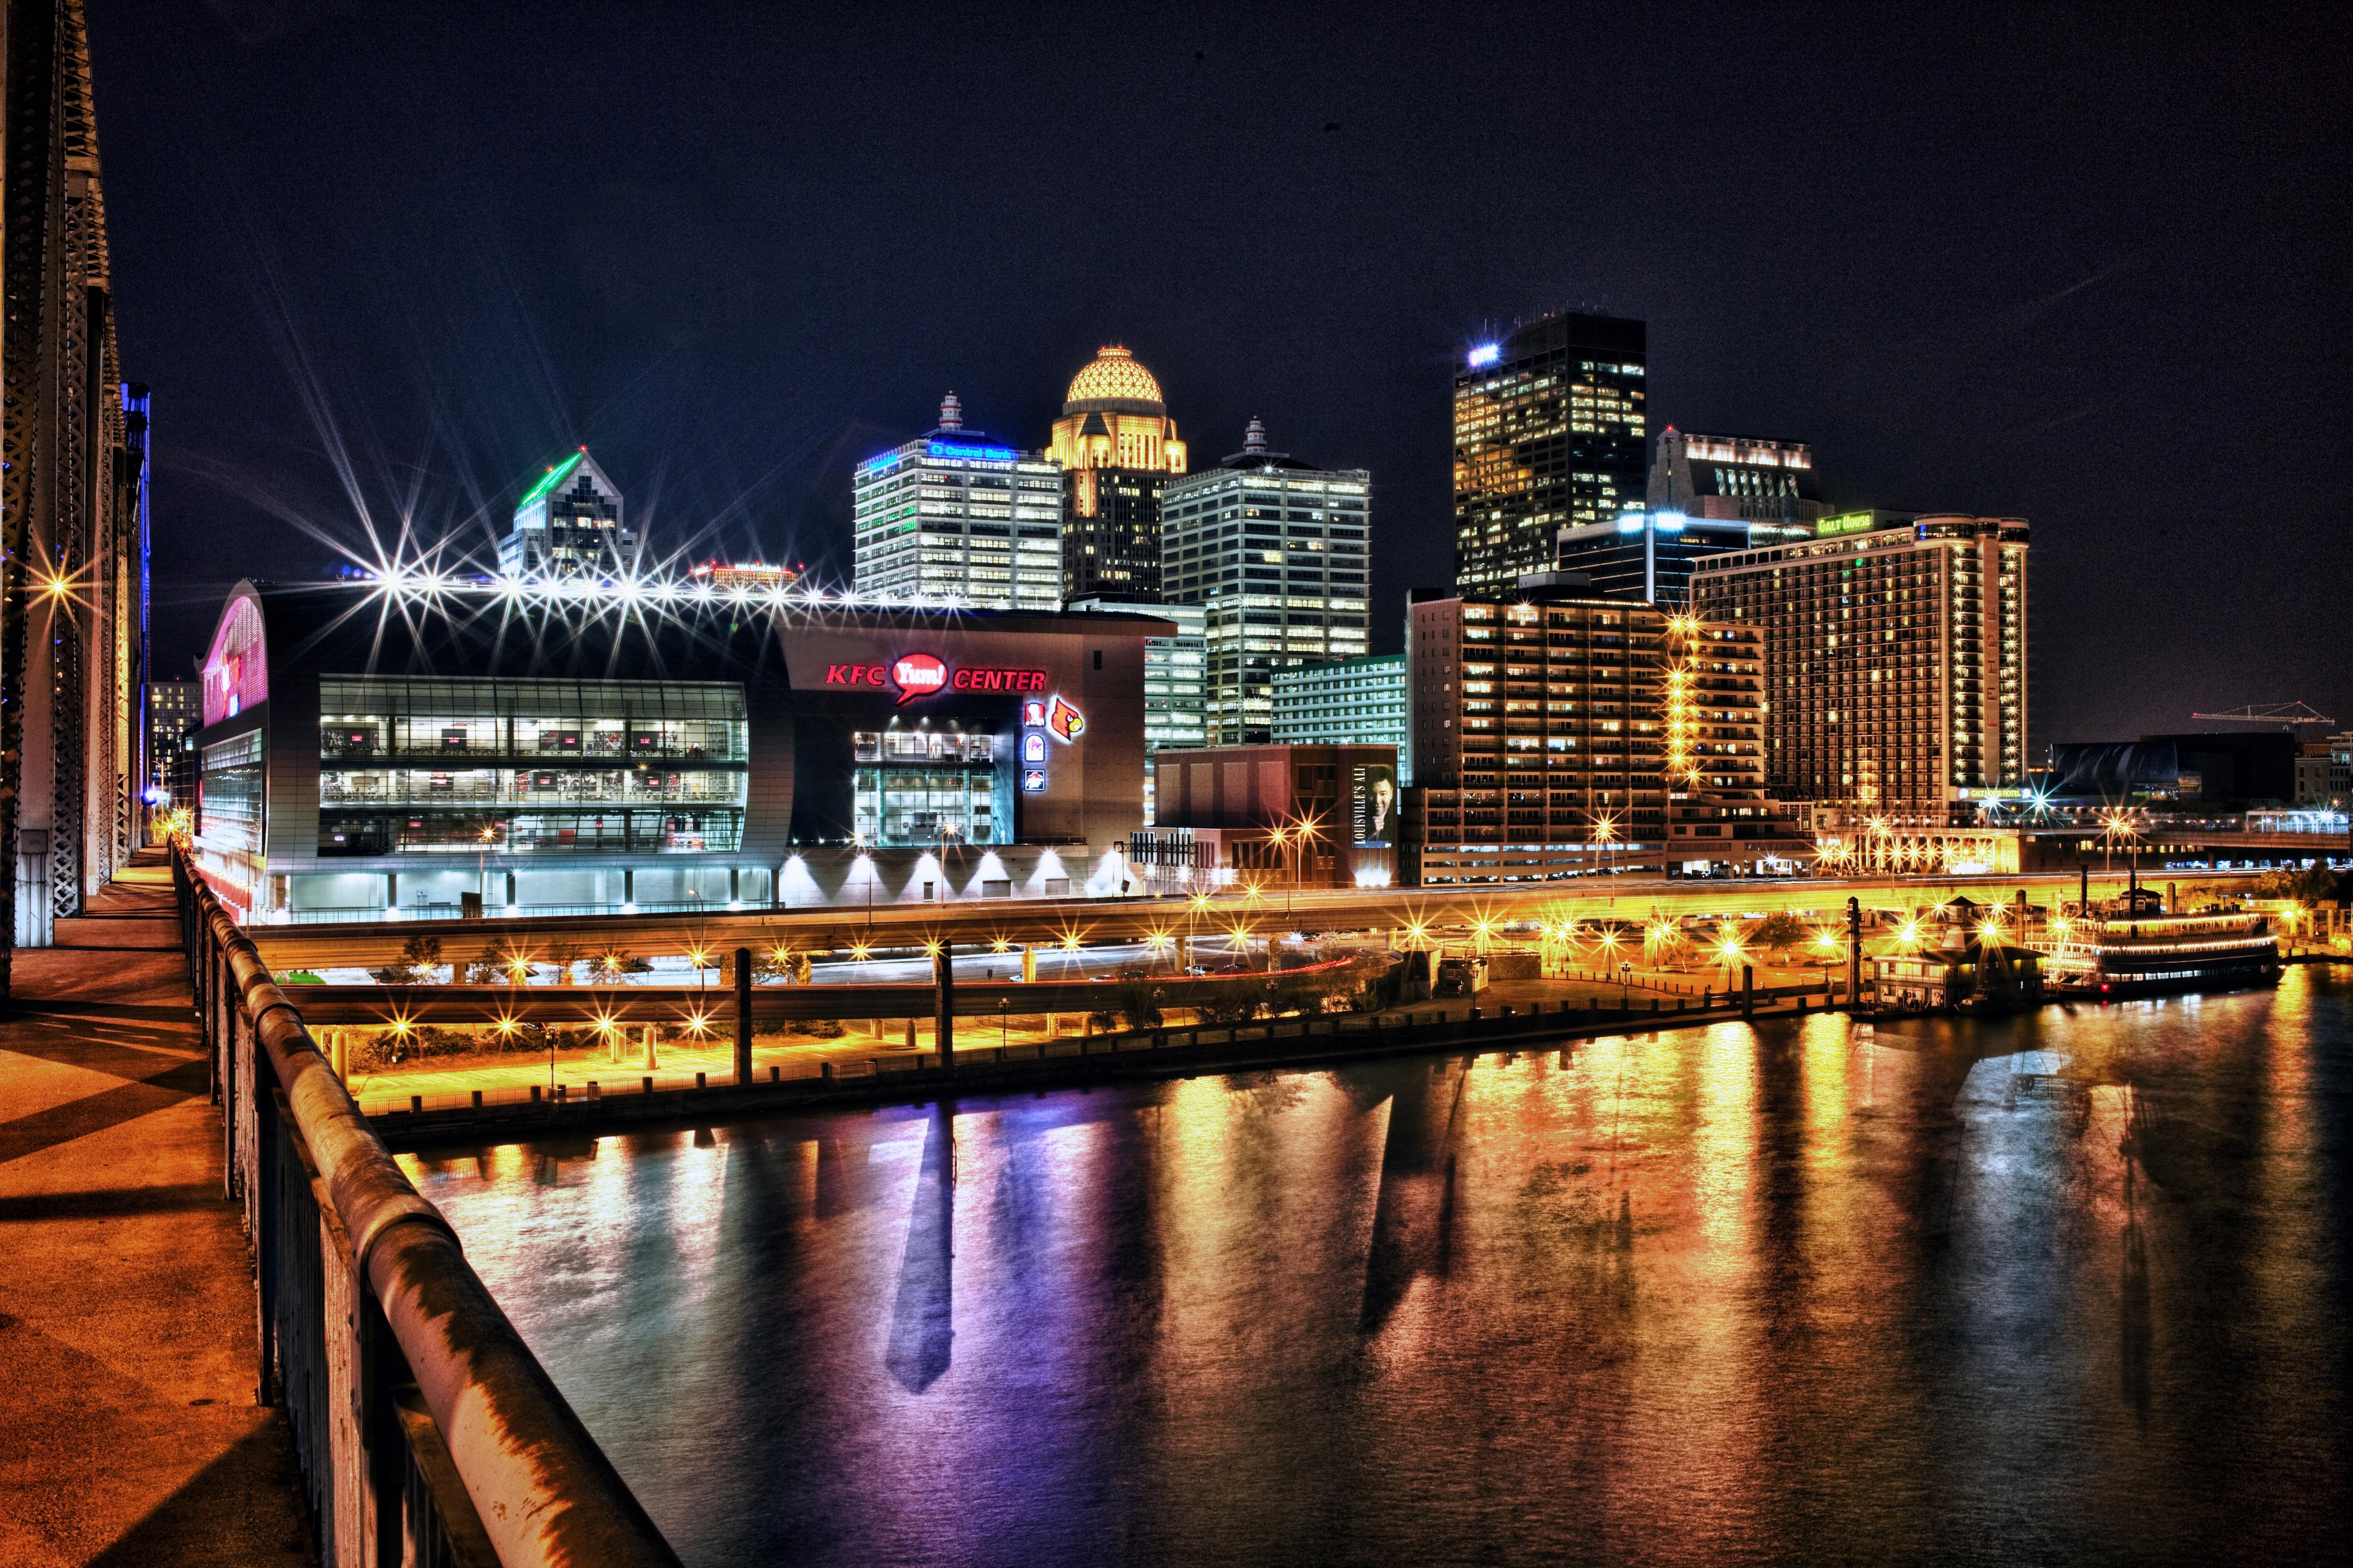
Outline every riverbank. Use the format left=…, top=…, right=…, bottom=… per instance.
left=376, top=989, right=1830, bottom=1152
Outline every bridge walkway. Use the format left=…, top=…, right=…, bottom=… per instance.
left=0, top=849, right=311, bottom=1565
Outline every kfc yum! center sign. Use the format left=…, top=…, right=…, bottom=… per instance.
left=823, top=652, right=1049, bottom=706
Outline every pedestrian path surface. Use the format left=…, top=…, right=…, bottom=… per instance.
left=0, top=850, right=312, bottom=1566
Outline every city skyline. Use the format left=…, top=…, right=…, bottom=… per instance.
left=91, top=3, right=2351, bottom=756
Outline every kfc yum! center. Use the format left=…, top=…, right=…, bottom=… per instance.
left=187, top=581, right=1169, bottom=923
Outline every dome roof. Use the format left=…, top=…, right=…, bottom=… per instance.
left=1063, top=345, right=1165, bottom=413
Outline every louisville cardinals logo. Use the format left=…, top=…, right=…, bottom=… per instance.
left=1047, top=695, right=1086, bottom=742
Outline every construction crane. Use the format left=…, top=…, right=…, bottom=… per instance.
left=2189, top=701, right=2337, bottom=727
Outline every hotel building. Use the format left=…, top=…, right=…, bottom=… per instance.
left=1158, top=420, right=1371, bottom=744
left=1453, top=312, right=1647, bottom=592
left=1047, top=347, right=1188, bottom=602
left=1690, top=513, right=2031, bottom=828
left=1659, top=617, right=1813, bottom=871
left=1402, top=583, right=1666, bottom=885
left=851, top=394, right=1065, bottom=609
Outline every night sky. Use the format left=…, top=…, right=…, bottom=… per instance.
left=91, top=2, right=2351, bottom=752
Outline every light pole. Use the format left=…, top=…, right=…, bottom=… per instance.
left=1619, top=960, right=1633, bottom=1008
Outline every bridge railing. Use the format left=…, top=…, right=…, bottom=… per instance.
left=171, top=842, right=679, bottom=1568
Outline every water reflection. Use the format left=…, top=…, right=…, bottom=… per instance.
left=402, top=967, right=2351, bottom=1566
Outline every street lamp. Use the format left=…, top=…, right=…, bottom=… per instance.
left=477, top=821, right=501, bottom=909
left=1591, top=812, right=1619, bottom=877
left=1619, top=960, right=1633, bottom=1008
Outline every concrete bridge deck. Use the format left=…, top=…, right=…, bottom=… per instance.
left=0, top=851, right=311, bottom=1565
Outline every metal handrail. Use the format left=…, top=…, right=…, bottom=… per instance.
left=173, top=840, right=679, bottom=1567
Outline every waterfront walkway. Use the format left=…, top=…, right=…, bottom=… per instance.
left=0, top=851, right=311, bottom=1566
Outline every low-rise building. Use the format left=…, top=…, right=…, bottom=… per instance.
left=190, top=581, right=1163, bottom=924
left=1130, top=742, right=1400, bottom=890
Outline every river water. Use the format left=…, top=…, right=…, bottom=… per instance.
left=402, top=967, right=2350, bottom=1566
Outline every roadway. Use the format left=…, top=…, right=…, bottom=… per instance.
left=252, top=865, right=2261, bottom=971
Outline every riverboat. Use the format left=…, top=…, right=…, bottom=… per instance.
left=2039, top=910, right=2279, bottom=999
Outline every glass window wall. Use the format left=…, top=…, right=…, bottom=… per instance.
left=317, top=677, right=746, bottom=854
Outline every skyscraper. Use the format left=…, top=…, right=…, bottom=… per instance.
left=1048, top=346, right=1188, bottom=602
left=1160, top=420, right=1372, bottom=744
left=1453, top=312, right=1647, bottom=591
left=1554, top=429, right=1829, bottom=606
left=498, top=448, right=636, bottom=579
left=1690, top=514, right=2031, bottom=822
left=1659, top=616, right=1812, bottom=871
left=852, top=394, right=1063, bottom=609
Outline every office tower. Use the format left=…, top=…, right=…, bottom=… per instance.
left=1690, top=514, right=2031, bottom=822
left=852, top=394, right=1065, bottom=609
left=1555, top=430, right=1831, bottom=605
left=1659, top=617, right=1812, bottom=870
left=498, top=448, right=637, bottom=579
left=1068, top=596, right=1207, bottom=824
left=1647, top=430, right=1829, bottom=528
left=1272, top=654, right=1410, bottom=783
left=1048, top=346, right=1188, bottom=601
left=1403, top=582, right=1665, bottom=886
left=144, top=681, right=203, bottom=815
left=1160, top=419, right=1372, bottom=744
left=1453, top=312, right=1646, bottom=592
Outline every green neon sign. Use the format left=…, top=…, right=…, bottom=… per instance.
left=519, top=450, right=587, bottom=507
left=1816, top=512, right=1877, bottom=537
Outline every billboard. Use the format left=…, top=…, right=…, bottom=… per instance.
left=1352, top=762, right=1397, bottom=847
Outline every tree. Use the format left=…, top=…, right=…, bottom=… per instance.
left=371, top=933, right=444, bottom=986
left=464, top=937, right=532, bottom=985
left=1109, top=978, right=1163, bottom=1030
left=1748, top=912, right=1808, bottom=956
left=2256, top=866, right=2345, bottom=907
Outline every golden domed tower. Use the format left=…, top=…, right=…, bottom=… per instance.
left=1050, top=345, right=1187, bottom=602
left=1048, top=346, right=1187, bottom=474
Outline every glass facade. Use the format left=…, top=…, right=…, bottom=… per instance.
left=1454, top=313, right=1647, bottom=592
left=1159, top=464, right=1372, bottom=745
left=850, top=728, right=1008, bottom=845
left=316, top=676, right=746, bottom=855
left=197, top=730, right=264, bottom=908
left=852, top=422, right=1064, bottom=609
left=1271, top=654, right=1408, bottom=782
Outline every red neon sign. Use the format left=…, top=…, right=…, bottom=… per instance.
left=822, top=656, right=1048, bottom=705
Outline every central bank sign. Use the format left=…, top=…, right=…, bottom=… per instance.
left=822, top=653, right=1049, bottom=706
